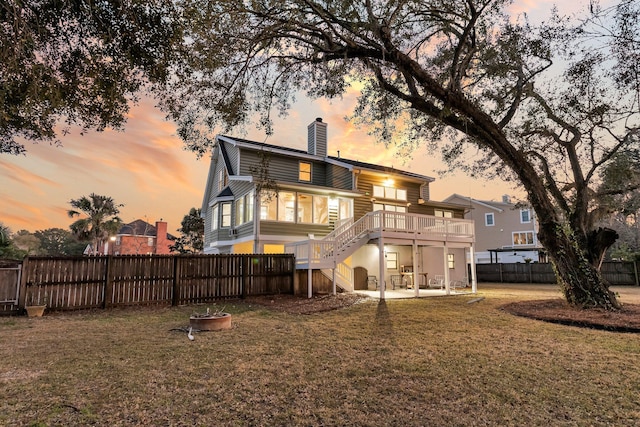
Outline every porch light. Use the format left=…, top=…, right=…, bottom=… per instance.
left=383, top=178, right=395, bottom=187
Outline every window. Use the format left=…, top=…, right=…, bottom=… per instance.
left=147, top=237, right=154, bottom=247
left=277, top=192, right=296, bottom=222
left=260, top=193, right=277, bottom=220
left=338, top=198, right=352, bottom=220
left=372, top=185, right=407, bottom=201
left=297, top=193, right=313, bottom=223
left=246, top=191, right=254, bottom=222
left=221, top=203, right=232, bottom=227
left=386, top=251, right=398, bottom=270
left=512, top=231, right=534, bottom=246
left=299, top=162, right=311, bottom=182
left=217, top=169, right=228, bottom=192
left=211, top=205, right=219, bottom=230
left=448, top=254, right=455, bottom=269
left=485, top=213, right=495, bottom=226
left=236, top=196, right=245, bottom=226
left=314, top=195, right=328, bottom=224
left=520, top=209, right=531, bottom=223
left=435, top=209, right=453, bottom=218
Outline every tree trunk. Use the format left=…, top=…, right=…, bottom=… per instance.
left=538, top=222, right=621, bottom=310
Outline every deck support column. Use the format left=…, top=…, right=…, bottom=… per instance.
left=378, top=239, right=385, bottom=300
left=308, top=268, right=313, bottom=299
left=470, top=244, right=477, bottom=293
left=413, top=240, right=419, bottom=297
left=332, top=266, right=336, bottom=296
left=443, top=243, right=450, bottom=295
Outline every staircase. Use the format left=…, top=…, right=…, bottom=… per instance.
left=285, top=211, right=475, bottom=292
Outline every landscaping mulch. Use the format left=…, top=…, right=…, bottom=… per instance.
left=244, top=292, right=370, bottom=314
left=502, top=298, right=640, bottom=333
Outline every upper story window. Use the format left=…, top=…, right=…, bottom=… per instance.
left=435, top=209, right=453, bottom=218
left=299, top=162, right=311, bottom=182
left=260, top=191, right=331, bottom=224
left=235, top=191, right=254, bottom=227
left=520, top=209, right=531, bottom=223
left=211, top=202, right=232, bottom=230
left=217, top=168, right=228, bottom=192
left=221, top=202, right=232, bottom=227
left=485, top=213, right=495, bottom=226
left=147, top=237, right=154, bottom=247
left=211, top=205, right=219, bottom=230
left=373, top=184, right=407, bottom=201
left=513, top=231, right=534, bottom=246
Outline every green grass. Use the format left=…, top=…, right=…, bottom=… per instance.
left=1, top=286, right=640, bottom=426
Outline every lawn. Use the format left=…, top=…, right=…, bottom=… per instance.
left=2, top=284, right=639, bottom=426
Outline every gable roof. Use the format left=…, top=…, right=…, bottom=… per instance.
left=217, top=135, right=435, bottom=183
left=443, top=193, right=522, bottom=213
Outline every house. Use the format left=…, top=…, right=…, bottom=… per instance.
left=443, top=194, right=545, bottom=264
left=201, top=118, right=477, bottom=298
left=110, top=220, right=176, bottom=255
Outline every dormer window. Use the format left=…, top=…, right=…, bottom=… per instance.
left=299, top=162, right=311, bottom=182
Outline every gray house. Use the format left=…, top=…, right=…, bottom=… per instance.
left=202, top=118, right=477, bottom=298
left=444, top=194, right=545, bottom=264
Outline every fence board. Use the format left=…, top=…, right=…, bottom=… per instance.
left=16, top=254, right=294, bottom=312
left=476, top=261, right=639, bottom=285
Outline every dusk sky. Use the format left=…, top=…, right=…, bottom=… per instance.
left=0, top=0, right=580, bottom=235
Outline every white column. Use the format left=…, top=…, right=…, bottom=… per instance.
left=443, top=244, right=450, bottom=295
left=470, top=244, right=477, bottom=293
left=332, top=266, right=336, bottom=296
left=308, top=268, right=313, bottom=299
left=413, top=240, right=419, bottom=297
left=379, top=239, right=386, bottom=300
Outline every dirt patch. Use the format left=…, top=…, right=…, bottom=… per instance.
left=244, top=293, right=369, bottom=314
left=502, top=299, right=640, bottom=333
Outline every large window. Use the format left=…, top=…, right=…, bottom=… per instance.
left=235, top=191, right=254, bottom=226
left=520, top=209, right=531, bottom=223
left=485, top=213, right=495, bottom=226
left=278, top=192, right=296, bottom=222
left=260, top=191, right=331, bottom=224
left=513, top=231, right=534, bottom=246
left=299, top=162, right=311, bottom=182
left=373, top=185, right=407, bottom=201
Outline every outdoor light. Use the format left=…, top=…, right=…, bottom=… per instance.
left=383, top=178, right=395, bottom=187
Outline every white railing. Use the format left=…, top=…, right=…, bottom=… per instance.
left=285, top=211, right=474, bottom=268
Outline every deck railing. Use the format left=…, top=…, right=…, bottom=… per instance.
left=286, top=211, right=475, bottom=268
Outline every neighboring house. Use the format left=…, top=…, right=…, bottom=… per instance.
left=443, top=194, right=545, bottom=264
left=201, top=118, right=477, bottom=298
left=109, top=220, right=176, bottom=255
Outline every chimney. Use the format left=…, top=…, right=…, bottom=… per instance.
left=502, top=194, right=511, bottom=204
left=307, top=117, right=327, bottom=157
left=155, top=221, right=170, bottom=254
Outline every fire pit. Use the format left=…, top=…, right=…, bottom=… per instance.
left=189, top=308, right=232, bottom=331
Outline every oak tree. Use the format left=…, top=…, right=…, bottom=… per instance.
left=161, top=0, right=640, bottom=309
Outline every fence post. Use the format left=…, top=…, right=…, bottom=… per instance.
left=103, top=256, right=113, bottom=309
left=634, top=260, right=639, bottom=287
left=172, top=256, right=179, bottom=306
left=17, top=257, right=28, bottom=310
left=290, top=254, right=296, bottom=293
left=241, top=255, right=249, bottom=299
left=499, top=263, right=503, bottom=283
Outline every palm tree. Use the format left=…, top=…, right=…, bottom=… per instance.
left=68, top=193, right=123, bottom=255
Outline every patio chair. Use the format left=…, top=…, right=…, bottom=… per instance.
left=427, top=275, right=445, bottom=289
left=390, top=274, right=403, bottom=290
left=450, top=277, right=469, bottom=290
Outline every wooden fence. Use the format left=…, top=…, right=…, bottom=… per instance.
left=476, top=261, right=639, bottom=285
left=13, top=254, right=294, bottom=312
